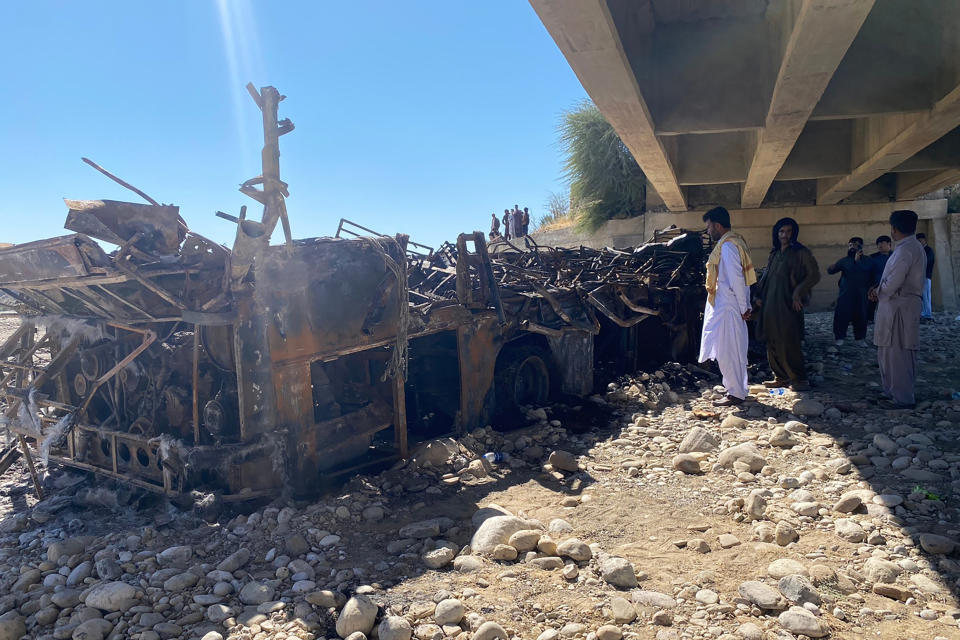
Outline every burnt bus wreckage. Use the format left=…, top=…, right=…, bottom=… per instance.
left=0, top=85, right=709, bottom=500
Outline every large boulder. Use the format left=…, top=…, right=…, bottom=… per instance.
left=471, top=516, right=539, bottom=554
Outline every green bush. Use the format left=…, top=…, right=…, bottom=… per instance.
left=559, top=101, right=646, bottom=231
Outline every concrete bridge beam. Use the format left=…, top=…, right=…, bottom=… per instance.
left=741, top=0, right=874, bottom=209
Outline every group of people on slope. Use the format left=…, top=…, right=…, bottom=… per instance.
left=826, top=232, right=935, bottom=346
left=699, top=206, right=927, bottom=411
left=490, top=205, right=530, bottom=241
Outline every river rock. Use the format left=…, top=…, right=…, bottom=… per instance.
left=379, top=616, right=413, bottom=640
left=400, top=518, right=451, bottom=539
left=508, top=530, right=541, bottom=552
left=548, top=450, right=579, bottom=472
left=778, top=607, right=828, bottom=637
left=738, top=581, right=783, bottom=610
left=557, top=538, right=592, bottom=562
left=217, top=548, right=250, bottom=573
left=833, top=492, right=863, bottom=513
left=472, top=621, right=508, bottom=640
left=609, top=596, right=636, bottom=623
left=67, top=561, right=92, bottom=586
left=163, top=572, right=199, bottom=592
left=678, top=426, right=719, bottom=453
left=0, top=617, right=25, bottom=640
left=239, top=581, right=274, bottom=605
left=337, top=595, right=379, bottom=638
left=72, top=618, right=113, bottom=640
left=492, top=544, right=517, bottom=561
left=632, top=591, right=677, bottom=609
left=863, top=557, right=901, bottom=583
left=423, top=546, right=456, bottom=569
left=778, top=574, right=820, bottom=605
left=157, top=545, right=193, bottom=568
left=84, top=581, right=137, bottom=612
left=918, top=533, right=955, bottom=554
left=471, top=516, right=537, bottom=554
left=95, top=557, right=122, bottom=580
left=47, top=538, right=88, bottom=563
left=769, top=427, right=798, bottom=448
left=791, top=399, right=824, bottom=417
left=717, top=444, right=765, bottom=472
left=434, top=599, right=464, bottom=626
left=600, top=556, right=638, bottom=588
left=835, top=518, right=866, bottom=542
left=596, top=625, right=621, bottom=640
left=767, top=559, right=808, bottom=579
left=671, top=454, right=701, bottom=474
left=207, top=604, right=232, bottom=623
left=453, top=556, right=485, bottom=572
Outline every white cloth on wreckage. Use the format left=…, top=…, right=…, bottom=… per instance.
left=699, top=242, right=751, bottom=399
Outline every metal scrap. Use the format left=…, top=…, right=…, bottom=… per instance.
left=0, top=85, right=709, bottom=501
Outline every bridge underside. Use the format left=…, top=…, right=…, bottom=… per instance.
left=531, top=0, right=960, bottom=211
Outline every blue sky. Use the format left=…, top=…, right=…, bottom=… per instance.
left=0, top=2, right=587, bottom=250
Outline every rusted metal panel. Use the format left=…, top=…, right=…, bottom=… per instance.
left=64, top=199, right=185, bottom=256
left=547, top=330, right=594, bottom=396
left=0, top=235, right=108, bottom=284
left=456, top=316, right=502, bottom=433
left=256, top=238, right=404, bottom=362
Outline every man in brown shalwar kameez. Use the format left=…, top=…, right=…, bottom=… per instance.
left=869, top=209, right=926, bottom=409
left=754, top=217, right=820, bottom=391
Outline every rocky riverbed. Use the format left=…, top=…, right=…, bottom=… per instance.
left=1, top=311, right=960, bottom=640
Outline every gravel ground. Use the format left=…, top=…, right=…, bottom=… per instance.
left=1, top=311, right=960, bottom=640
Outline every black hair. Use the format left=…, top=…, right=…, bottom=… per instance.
left=890, top=210, right=918, bottom=235
left=916, top=232, right=926, bottom=240
left=848, top=237, right=864, bottom=245
left=876, top=235, right=891, bottom=245
left=702, top=206, right=731, bottom=228
left=771, top=217, right=803, bottom=254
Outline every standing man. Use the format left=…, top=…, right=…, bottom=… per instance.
left=699, top=207, right=757, bottom=407
left=502, top=209, right=513, bottom=240
left=826, top=237, right=872, bottom=346
left=916, top=232, right=935, bottom=320
left=869, top=210, right=925, bottom=409
left=521, top=207, right=531, bottom=236
left=490, top=212, right=501, bottom=240
left=754, top=217, right=820, bottom=391
left=867, top=235, right=892, bottom=322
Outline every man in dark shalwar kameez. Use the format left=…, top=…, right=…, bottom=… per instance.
left=754, top=217, right=820, bottom=391
left=869, top=210, right=926, bottom=409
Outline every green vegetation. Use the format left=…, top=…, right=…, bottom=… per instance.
left=559, top=101, right=646, bottom=231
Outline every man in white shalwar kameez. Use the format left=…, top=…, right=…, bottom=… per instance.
left=699, top=207, right=757, bottom=406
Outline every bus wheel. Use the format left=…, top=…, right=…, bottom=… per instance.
left=494, top=346, right=551, bottom=418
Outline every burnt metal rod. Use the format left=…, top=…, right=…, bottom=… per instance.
left=81, top=157, right=160, bottom=206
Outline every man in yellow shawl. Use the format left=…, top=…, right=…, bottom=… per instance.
left=700, top=207, right=757, bottom=406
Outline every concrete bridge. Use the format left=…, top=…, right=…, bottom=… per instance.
left=530, top=0, right=960, bottom=310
